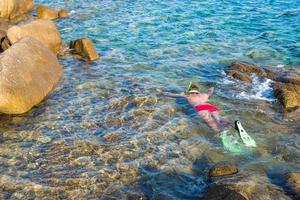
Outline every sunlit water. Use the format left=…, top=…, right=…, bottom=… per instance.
left=1, top=0, right=300, bottom=199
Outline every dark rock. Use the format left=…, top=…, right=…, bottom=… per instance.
left=0, top=36, right=11, bottom=52
left=287, top=172, right=300, bottom=198
left=273, top=70, right=300, bottom=85
left=231, top=61, right=267, bottom=77
left=70, top=38, right=99, bottom=61
left=201, top=185, right=247, bottom=200
left=36, top=5, right=59, bottom=20
left=273, top=83, right=300, bottom=111
left=209, top=162, right=239, bottom=177
left=226, top=70, right=252, bottom=83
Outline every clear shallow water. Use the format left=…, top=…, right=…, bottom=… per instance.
left=1, top=0, right=300, bottom=199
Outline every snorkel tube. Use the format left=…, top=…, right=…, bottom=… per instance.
left=185, top=82, right=193, bottom=94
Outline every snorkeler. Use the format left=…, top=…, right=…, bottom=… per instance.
left=162, top=83, right=224, bottom=133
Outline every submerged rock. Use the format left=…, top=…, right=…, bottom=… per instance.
left=287, top=172, right=300, bottom=198
left=0, top=37, right=63, bottom=114
left=36, top=5, right=59, bottom=20
left=70, top=38, right=99, bottom=61
left=201, top=185, right=247, bottom=200
left=209, top=162, right=239, bottom=177
left=0, top=0, right=34, bottom=20
left=6, top=19, right=62, bottom=53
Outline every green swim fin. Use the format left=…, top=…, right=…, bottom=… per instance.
left=235, top=120, right=256, bottom=147
left=220, top=130, right=243, bottom=153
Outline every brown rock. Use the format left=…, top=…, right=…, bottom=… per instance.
left=273, top=82, right=300, bottom=111
left=70, top=38, right=99, bottom=61
left=287, top=172, right=300, bottom=198
left=0, top=36, right=63, bottom=114
left=6, top=19, right=62, bottom=53
left=261, top=67, right=281, bottom=80
left=231, top=61, right=267, bottom=77
left=0, top=0, right=34, bottom=20
left=201, top=185, right=247, bottom=200
left=226, top=70, right=252, bottom=83
left=209, top=162, right=239, bottom=177
left=36, top=5, right=59, bottom=20
left=58, top=10, right=69, bottom=18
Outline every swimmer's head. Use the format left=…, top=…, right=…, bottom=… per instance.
left=187, top=83, right=200, bottom=94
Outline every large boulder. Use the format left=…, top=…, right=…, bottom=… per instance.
left=70, top=38, right=99, bottom=61
left=36, top=5, right=59, bottom=20
left=0, top=0, right=34, bottom=20
left=0, top=36, right=63, bottom=114
left=6, top=19, right=62, bottom=53
left=273, top=83, right=300, bottom=111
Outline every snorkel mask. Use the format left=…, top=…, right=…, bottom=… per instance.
left=185, top=82, right=200, bottom=94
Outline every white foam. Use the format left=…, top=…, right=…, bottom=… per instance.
left=238, top=76, right=275, bottom=102
left=275, top=64, right=285, bottom=68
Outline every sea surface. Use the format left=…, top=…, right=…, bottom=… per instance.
left=1, top=0, right=300, bottom=199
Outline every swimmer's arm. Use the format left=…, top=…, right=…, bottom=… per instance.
left=208, top=87, right=214, bottom=98
left=162, top=92, right=186, bottom=98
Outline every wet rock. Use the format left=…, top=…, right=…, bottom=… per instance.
left=201, top=185, right=247, bottom=200
left=226, top=70, right=252, bottom=83
left=273, top=69, right=300, bottom=85
left=0, top=0, right=34, bottom=20
left=6, top=19, right=62, bottom=53
left=287, top=172, right=300, bottom=198
left=273, top=83, right=300, bottom=111
left=70, top=38, right=100, bottom=61
left=36, top=5, right=59, bottom=20
left=262, top=67, right=282, bottom=80
left=209, top=162, right=239, bottom=177
left=211, top=171, right=292, bottom=200
left=231, top=61, right=267, bottom=77
left=0, top=37, right=63, bottom=114
left=59, top=9, right=69, bottom=18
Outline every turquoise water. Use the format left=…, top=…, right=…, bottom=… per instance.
left=1, top=0, right=300, bottom=199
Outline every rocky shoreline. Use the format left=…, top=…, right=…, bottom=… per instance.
left=0, top=0, right=99, bottom=114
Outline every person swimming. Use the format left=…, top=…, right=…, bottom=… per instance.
left=162, top=83, right=224, bottom=133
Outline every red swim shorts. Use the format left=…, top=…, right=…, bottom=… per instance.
left=194, top=104, right=219, bottom=112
